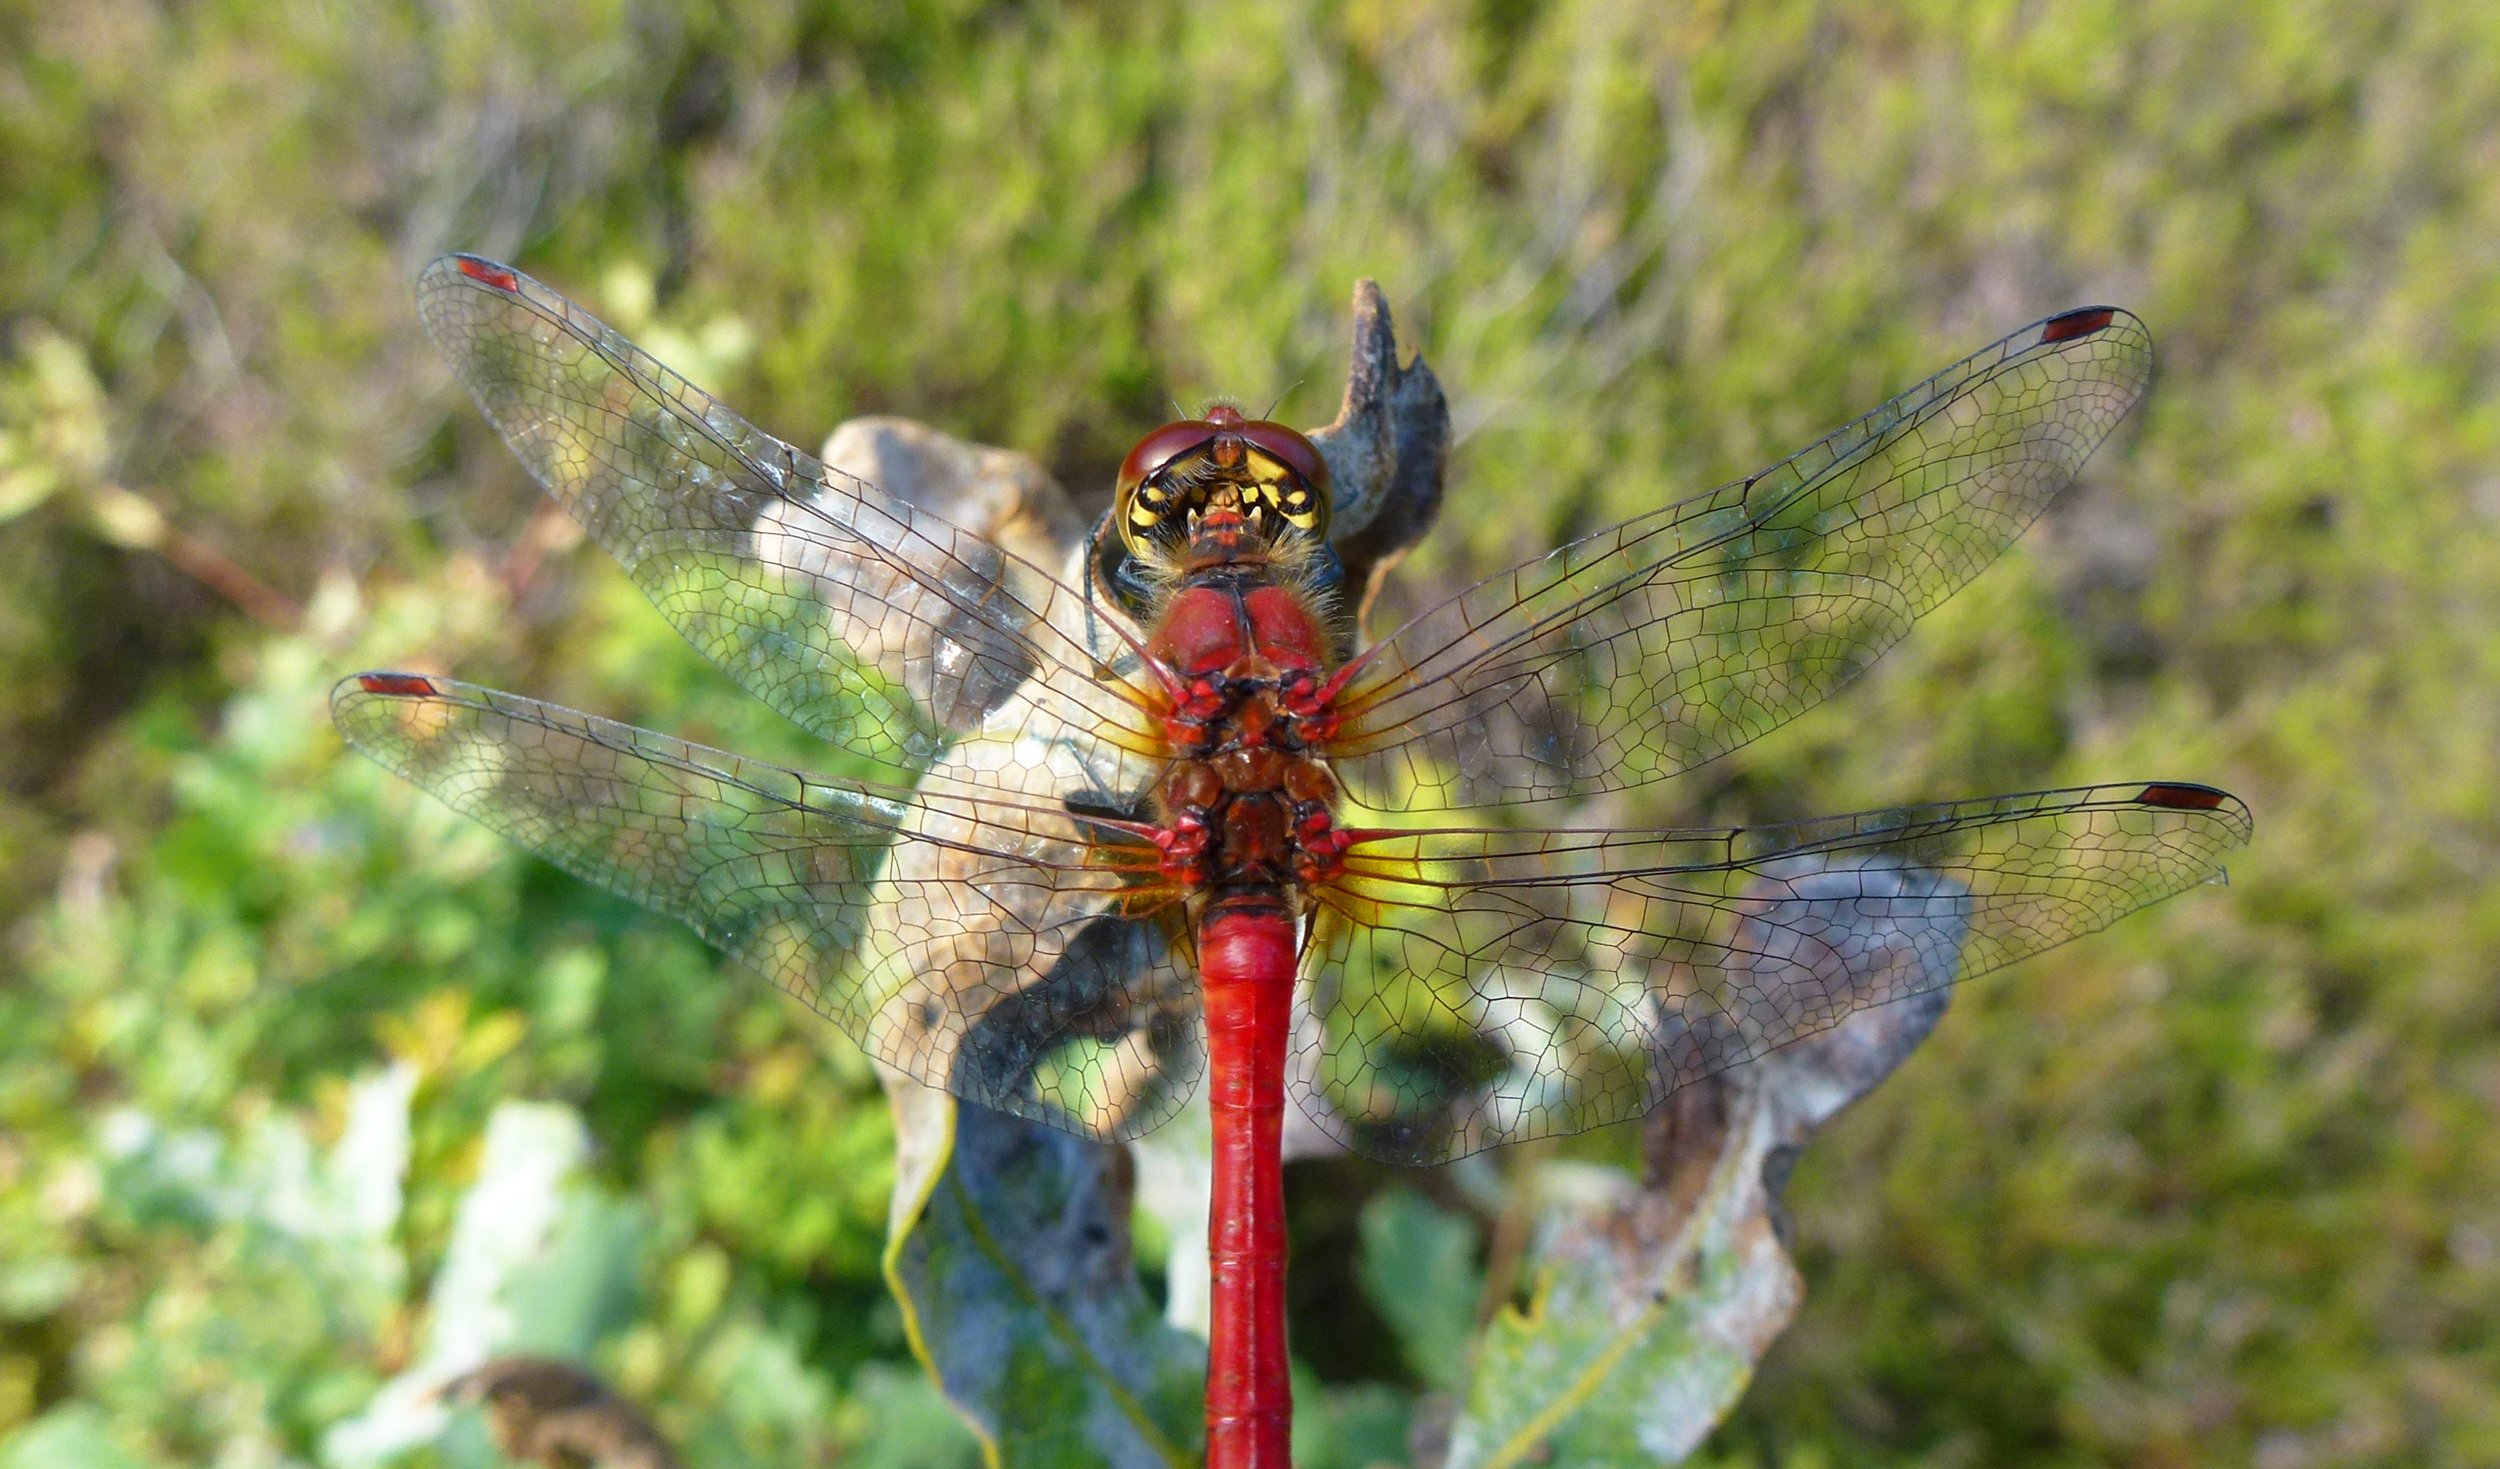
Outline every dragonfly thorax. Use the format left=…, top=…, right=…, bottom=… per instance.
left=1146, top=579, right=1350, bottom=895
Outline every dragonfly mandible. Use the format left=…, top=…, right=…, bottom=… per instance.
left=337, top=256, right=2250, bottom=1468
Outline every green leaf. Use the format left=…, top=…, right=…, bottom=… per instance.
left=1290, top=1380, right=1414, bottom=1469
left=1440, top=1150, right=1792, bottom=1469
left=1356, top=1187, right=1483, bottom=1391
left=322, top=1099, right=647, bottom=1469
left=839, top=1363, right=985, bottom=1469
left=881, top=1079, right=1205, bottom=1469
left=1442, top=979, right=1954, bottom=1468
left=0, top=1407, right=151, bottom=1469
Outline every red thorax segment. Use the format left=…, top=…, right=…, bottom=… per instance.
left=1146, top=581, right=1350, bottom=891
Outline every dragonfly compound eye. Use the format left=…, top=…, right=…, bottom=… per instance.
left=1129, top=480, right=1175, bottom=533
left=1239, top=420, right=1330, bottom=536
left=1259, top=476, right=1322, bottom=532
left=1116, top=420, right=1217, bottom=555
left=1113, top=415, right=1335, bottom=558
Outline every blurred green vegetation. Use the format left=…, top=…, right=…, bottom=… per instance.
left=3, top=0, right=2496, bottom=1465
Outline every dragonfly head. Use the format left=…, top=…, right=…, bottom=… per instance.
left=1113, top=404, right=1332, bottom=566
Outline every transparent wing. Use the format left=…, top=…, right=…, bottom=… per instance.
left=1329, top=308, right=2153, bottom=811
left=334, top=672, right=1196, bottom=1141
left=1295, top=781, right=2248, bottom=1163
left=416, top=255, right=1165, bottom=798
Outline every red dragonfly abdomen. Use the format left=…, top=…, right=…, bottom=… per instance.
left=1199, top=898, right=1295, bottom=1468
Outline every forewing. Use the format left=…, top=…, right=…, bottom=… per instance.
left=334, top=673, right=1197, bottom=1141
left=1330, top=308, right=2153, bottom=810
left=416, top=256, right=1163, bottom=797
left=1294, top=781, right=2248, bottom=1164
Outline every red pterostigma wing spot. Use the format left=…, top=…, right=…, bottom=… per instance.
left=2134, top=782, right=2230, bottom=811
left=450, top=255, right=520, bottom=292
left=1323, top=304, right=2157, bottom=813
left=355, top=672, right=439, bottom=697
left=2039, top=306, right=2119, bottom=344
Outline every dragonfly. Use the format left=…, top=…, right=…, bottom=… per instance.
left=337, top=255, right=2250, bottom=1468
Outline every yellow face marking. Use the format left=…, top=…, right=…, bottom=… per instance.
left=1116, top=445, right=1329, bottom=555
left=1247, top=461, right=1324, bottom=532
